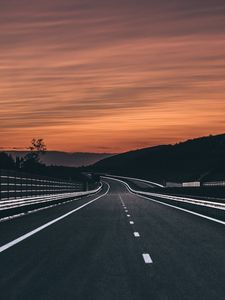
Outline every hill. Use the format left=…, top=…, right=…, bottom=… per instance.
left=6, top=151, right=114, bottom=167
left=91, top=134, right=225, bottom=184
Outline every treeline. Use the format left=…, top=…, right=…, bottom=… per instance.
left=91, top=134, right=225, bottom=183
left=0, top=152, right=16, bottom=170
left=0, top=139, right=99, bottom=183
left=0, top=151, right=99, bottom=182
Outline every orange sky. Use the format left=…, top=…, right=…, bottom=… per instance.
left=0, top=0, right=225, bottom=152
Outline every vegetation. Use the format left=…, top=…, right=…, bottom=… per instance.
left=2, top=134, right=225, bottom=184
left=20, top=138, right=47, bottom=173
left=0, top=138, right=95, bottom=183
left=0, top=152, right=16, bottom=170
left=90, top=134, right=225, bottom=183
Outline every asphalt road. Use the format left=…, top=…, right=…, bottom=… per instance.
left=1, top=178, right=225, bottom=300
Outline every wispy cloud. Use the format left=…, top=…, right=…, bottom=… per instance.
left=0, top=0, right=225, bottom=151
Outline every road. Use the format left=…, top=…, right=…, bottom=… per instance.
left=1, top=178, right=225, bottom=299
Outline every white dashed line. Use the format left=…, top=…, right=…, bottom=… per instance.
left=127, top=214, right=131, bottom=217
left=134, top=232, right=140, bottom=237
left=129, top=221, right=134, bottom=224
left=142, top=253, right=153, bottom=264
left=125, top=210, right=128, bottom=213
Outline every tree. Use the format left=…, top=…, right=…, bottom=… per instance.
left=28, top=138, right=47, bottom=154
left=22, top=138, right=47, bottom=172
left=0, top=152, right=16, bottom=170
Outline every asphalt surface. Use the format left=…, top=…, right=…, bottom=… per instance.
left=1, top=178, right=225, bottom=299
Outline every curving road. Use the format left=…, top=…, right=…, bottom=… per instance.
left=0, top=178, right=225, bottom=299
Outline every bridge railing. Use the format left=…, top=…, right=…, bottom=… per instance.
left=0, top=169, right=94, bottom=201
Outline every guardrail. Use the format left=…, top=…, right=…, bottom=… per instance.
left=103, top=174, right=164, bottom=188
left=105, top=176, right=225, bottom=223
left=166, top=180, right=225, bottom=188
left=203, top=181, right=225, bottom=187
left=0, top=169, right=97, bottom=201
left=0, top=169, right=102, bottom=219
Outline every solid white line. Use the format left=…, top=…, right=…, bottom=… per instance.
left=143, top=253, right=153, bottom=264
left=0, top=183, right=110, bottom=254
left=130, top=221, right=134, bottom=224
left=134, top=232, right=140, bottom=237
left=137, top=194, right=225, bottom=226
left=136, top=191, right=225, bottom=210
left=106, top=176, right=225, bottom=226
left=127, top=214, right=131, bottom=217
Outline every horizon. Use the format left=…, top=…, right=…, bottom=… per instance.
left=1, top=0, right=225, bottom=152
left=1, top=132, right=224, bottom=154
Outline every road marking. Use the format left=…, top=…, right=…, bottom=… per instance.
left=143, top=253, right=153, bottom=264
left=107, top=176, right=225, bottom=227
left=125, top=210, right=128, bottom=213
left=119, top=195, right=124, bottom=206
left=134, top=232, right=140, bottom=237
left=130, top=221, right=134, bottom=224
left=136, top=194, right=225, bottom=226
left=0, top=184, right=110, bottom=254
left=127, top=214, right=131, bottom=217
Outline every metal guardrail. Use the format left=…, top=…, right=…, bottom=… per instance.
left=0, top=183, right=102, bottom=220
left=104, top=174, right=164, bottom=188
left=105, top=176, right=225, bottom=223
left=0, top=169, right=97, bottom=201
left=203, top=181, right=225, bottom=187
left=166, top=180, right=225, bottom=188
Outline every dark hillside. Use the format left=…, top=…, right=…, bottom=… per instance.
left=91, top=134, right=225, bottom=184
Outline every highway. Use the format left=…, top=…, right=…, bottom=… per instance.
left=1, top=178, right=225, bottom=299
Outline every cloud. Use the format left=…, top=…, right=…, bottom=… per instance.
left=0, top=0, right=225, bottom=151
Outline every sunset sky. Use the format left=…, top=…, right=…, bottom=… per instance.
left=1, top=0, right=225, bottom=152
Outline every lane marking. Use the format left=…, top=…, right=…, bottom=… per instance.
left=136, top=194, right=225, bottom=226
left=130, top=221, right=134, bottom=224
left=143, top=253, right=153, bottom=264
left=125, top=210, right=128, bottom=213
left=0, top=183, right=110, bottom=254
left=119, top=195, right=124, bottom=206
left=127, top=214, right=131, bottom=217
left=134, top=232, right=140, bottom=237
left=106, top=176, right=225, bottom=227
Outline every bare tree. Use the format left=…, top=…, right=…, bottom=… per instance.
left=22, top=138, right=47, bottom=172
left=28, top=138, right=47, bottom=158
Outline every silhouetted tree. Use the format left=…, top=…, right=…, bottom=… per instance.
left=22, top=138, right=47, bottom=173
left=0, top=152, right=16, bottom=170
